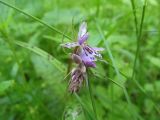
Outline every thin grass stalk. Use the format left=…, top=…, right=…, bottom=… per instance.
left=130, top=0, right=139, bottom=36
left=74, top=93, right=94, bottom=120
left=0, top=33, right=53, bottom=119
left=85, top=74, right=98, bottom=120
left=130, top=1, right=160, bottom=114
left=95, top=20, right=139, bottom=119
left=0, top=30, right=27, bottom=83
left=95, top=0, right=101, bottom=16
left=96, top=1, right=159, bottom=114
left=0, top=0, right=72, bottom=40
left=99, top=61, right=138, bottom=120
left=95, top=19, right=120, bottom=119
left=131, top=0, right=147, bottom=83
left=98, top=61, right=160, bottom=114
left=95, top=19, right=121, bottom=79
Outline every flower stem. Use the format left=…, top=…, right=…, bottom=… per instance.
left=85, top=74, right=98, bottom=120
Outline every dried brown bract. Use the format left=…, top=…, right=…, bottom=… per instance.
left=69, top=63, right=86, bottom=93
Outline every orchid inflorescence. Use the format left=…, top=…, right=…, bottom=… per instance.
left=61, top=22, right=104, bottom=93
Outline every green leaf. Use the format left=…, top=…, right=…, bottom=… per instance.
left=147, top=56, right=160, bottom=68
left=0, top=80, right=14, bottom=94
left=14, top=40, right=66, bottom=73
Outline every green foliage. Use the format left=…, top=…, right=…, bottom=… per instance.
left=0, top=80, right=14, bottom=94
left=0, top=0, right=160, bottom=120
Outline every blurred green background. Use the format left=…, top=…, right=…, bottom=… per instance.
left=0, top=0, right=160, bottom=120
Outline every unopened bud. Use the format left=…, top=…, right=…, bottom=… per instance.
left=71, top=54, right=82, bottom=64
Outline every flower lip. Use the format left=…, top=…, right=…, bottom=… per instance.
left=84, top=61, right=96, bottom=67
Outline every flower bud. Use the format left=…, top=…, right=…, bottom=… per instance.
left=69, top=64, right=86, bottom=93
left=71, top=54, right=82, bottom=64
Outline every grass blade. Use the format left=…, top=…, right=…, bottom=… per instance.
left=130, top=0, right=147, bottom=82
left=95, top=21, right=139, bottom=120
left=0, top=0, right=72, bottom=40
left=14, top=40, right=66, bottom=73
left=85, top=74, right=98, bottom=120
left=130, top=0, right=139, bottom=36
left=74, top=93, right=94, bottom=120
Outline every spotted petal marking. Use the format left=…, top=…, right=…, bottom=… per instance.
left=60, top=42, right=79, bottom=48
left=84, top=45, right=103, bottom=59
left=82, top=48, right=97, bottom=61
left=79, top=49, right=96, bottom=67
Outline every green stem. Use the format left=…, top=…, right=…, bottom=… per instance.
left=86, top=74, right=98, bottom=120
left=130, top=0, right=139, bottom=37
left=98, top=60, right=160, bottom=114
left=74, top=93, right=94, bottom=120
left=131, top=0, right=147, bottom=83
left=95, top=19, right=120, bottom=119
left=130, top=1, right=160, bottom=114
left=0, top=30, right=26, bottom=83
left=0, top=0, right=72, bottom=40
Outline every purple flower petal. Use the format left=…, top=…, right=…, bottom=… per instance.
left=78, top=22, right=87, bottom=38
left=79, top=48, right=96, bottom=67
left=84, top=46, right=103, bottom=59
left=78, top=22, right=89, bottom=45
left=92, top=47, right=104, bottom=51
left=78, top=32, right=89, bottom=45
left=80, top=48, right=96, bottom=62
left=84, top=61, right=96, bottom=67
left=61, top=21, right=104, bottom=68
left=60, top=42, right=79, bottom=48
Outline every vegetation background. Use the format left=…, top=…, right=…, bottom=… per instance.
left=0, top=0, right=159, bottom=120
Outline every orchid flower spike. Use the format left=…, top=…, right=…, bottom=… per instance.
left=61, top=22, right=104, bottom=67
